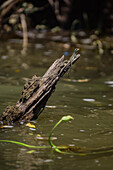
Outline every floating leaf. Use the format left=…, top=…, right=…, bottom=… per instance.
left=26, top=123, right=36, bottom=128
left=85, top=66, right=97, bottom=71
left=97, top=104, right=102, bottom=106
left=27, top=150, right=36, bottom=154
left=79, top=153, right=86, bottom=156
left=77, top=79, right=89, bottom=82
left=15, top=69, right=20, bottom=73
left=37, top=134, right=41, bottom=137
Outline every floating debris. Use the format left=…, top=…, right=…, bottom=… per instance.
left=1, top=55, right=8, bottom=60
left=44, top=159, right=53, bottom=163
left=0, top=125, right=13, bottom=129
left=36, top=136, right=57, bottom=141
left=26, top=123, right=36, bottom=129
left=83, top=98, right=95, bottom=102
left=76, top=79, right=89, bottom=82
left=80, top=129, right=85, bottom=132
left=29, top=128, right=36, bottom=131
left=15, top=69, right=20, bottom=73
left=104, top=81, right=113, bottom=85
left=46, top=105, right=56, bottom=108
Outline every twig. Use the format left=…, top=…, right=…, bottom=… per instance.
left=0, top=0, right=20, bottom=19
left=0, top=0, right=15, bottom=10
left=20, top=14, right=28, bottom=50
left=48, top=0, right=55, bottom=7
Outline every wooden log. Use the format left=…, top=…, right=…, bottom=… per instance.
left=0, top=49, right=80, bottom=125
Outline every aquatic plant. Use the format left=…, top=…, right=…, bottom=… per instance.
left=0, top=115, right=74, bottom=153
left=1, top=115, right=113, bottom=156
left=48, top=115, right=74, bottom=153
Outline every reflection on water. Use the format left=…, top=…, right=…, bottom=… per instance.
left=0, top=39, right=113, bottom=170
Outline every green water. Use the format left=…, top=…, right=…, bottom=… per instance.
left=0, top=39, right=113, bottom=170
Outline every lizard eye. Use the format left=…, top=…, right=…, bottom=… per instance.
left=75, top=48, right=79, bottom=51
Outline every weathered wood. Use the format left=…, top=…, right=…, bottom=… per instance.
left=0, top=50, right=80, bottom=125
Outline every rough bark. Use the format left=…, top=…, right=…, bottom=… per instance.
left=0, top=50, right=80, bottom=125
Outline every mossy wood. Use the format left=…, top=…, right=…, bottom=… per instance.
left=0, top=51, right=80, bottom=124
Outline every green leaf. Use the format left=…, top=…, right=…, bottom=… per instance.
left=61, top=115, right=74, bottom=122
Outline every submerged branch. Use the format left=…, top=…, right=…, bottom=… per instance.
left=20, top=14, right=28, bottom=53
left=0, top=0, right=21, bottom=20
left=0, top=50, right=80, bottom=125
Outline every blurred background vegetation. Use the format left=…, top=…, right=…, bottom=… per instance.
left=0, top=0, right=113, bottom=34
left=0, top=0, right=113, bottom=55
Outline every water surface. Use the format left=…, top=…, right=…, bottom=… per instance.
left=0, top=39, right=113, bottom=170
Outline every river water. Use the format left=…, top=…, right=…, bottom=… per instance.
left=0, top=38, right=113, bottom=170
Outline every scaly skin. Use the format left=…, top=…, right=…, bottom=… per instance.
left=70, top=48, right=79, bottom=63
